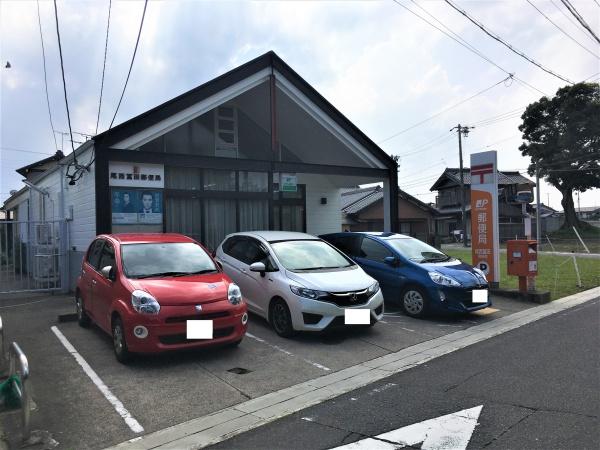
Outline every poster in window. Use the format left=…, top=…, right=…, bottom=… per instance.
left=138, top=190, right=163, bottom=224
left=111, top=189, right=163, bottom=225
left=112, top=189, right=139, bottom=224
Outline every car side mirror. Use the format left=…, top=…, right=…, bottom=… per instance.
left=249, top=262, right=266, bottom=276
left=383, top=256, right=399, bottom=267
left=101, top=265, right=115, bottom=281
left=214, top=259, right=223, bottom=270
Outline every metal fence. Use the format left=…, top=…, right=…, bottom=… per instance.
left=0, top=220, right=68, bottom=293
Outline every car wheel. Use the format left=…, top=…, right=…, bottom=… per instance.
left=76, top=294, right=91, bottom=328
left=112, top=316, right=132, bottom=364
left=401, top=286, right=429, bottom=318
left=269, top=299, right=296, bottom=338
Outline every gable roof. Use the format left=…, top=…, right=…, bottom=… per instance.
left=94, top=51, right=396, bottom=170
left=430, top=168, right=535, bottom=191
left=16, top=150, right=64, bottom=177
left=342, top=185, right=438, bottom=215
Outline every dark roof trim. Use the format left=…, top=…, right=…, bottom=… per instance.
left=16, top=150, right=64, bottom=177
left=94, top=51, right=396, bottom=170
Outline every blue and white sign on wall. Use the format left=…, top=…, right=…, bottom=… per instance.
left=111, top=190, right=163, bottom=225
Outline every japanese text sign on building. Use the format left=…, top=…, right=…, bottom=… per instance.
left=470, top=151, right=500, bottom=284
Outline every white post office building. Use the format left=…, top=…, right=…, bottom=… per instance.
left=2, top=52, right=399, bottom=291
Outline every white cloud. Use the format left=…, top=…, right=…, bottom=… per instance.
left=0, top=0, right=598, bottom=209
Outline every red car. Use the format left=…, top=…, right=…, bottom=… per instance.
left=76, top=233, right=248, bottom=362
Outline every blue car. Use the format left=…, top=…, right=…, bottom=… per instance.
left=320, top=232, right=490, bottom=318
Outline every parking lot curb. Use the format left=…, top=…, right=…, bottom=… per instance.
left=107, top=287, right=599, bottom=450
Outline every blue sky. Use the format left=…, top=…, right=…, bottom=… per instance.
left=1, top=0, right=598, bottom=209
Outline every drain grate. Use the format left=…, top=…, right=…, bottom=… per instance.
left=227, top=367, right=251, bottom=375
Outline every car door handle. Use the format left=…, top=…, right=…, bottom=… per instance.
left=92, top=279, right=97, bottom=285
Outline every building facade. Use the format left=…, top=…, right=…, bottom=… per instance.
left=2, top=52, right=399, bottom=290
left=431, top=168, right=536, bottom=241
left=341, top=186, right=438, bottom=243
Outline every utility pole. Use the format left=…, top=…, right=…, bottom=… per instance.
left=536, top=163, right=541, bottom=245
left=451, top=124, right=474, bottom=247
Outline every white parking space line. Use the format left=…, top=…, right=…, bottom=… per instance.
left=50, top=326, right=144, bottom=434
left=245, top=332, right=331, bottom=372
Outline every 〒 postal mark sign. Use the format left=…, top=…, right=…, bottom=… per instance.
left=331, top=405, right=483, bottom=449
left=470, top=151, right=500, bottom=284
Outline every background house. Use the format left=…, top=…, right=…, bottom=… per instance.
left=341, top=185, right=438, bottom=243
left=430, top=168, right=536, bottom=241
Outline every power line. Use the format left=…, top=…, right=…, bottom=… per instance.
left=403, top=0, right=547, bottom=96
left=378, top=75, right=512, bottom=144
left=36, top=1, right=59, bottom=153
left=108, top=0, right=149, bottom=129
left=95, top=0, right=112, bottom=135
left=52, top=0, right=78, bottom=171
left=444, top=0, right=575, bottom=84
left=526, top=0, right=599, bottom=59
left=0, top=146, right=55, bottom=156
left=550, top=0, right=598, bottom=44
left=560, top=0, right=600, bottom=44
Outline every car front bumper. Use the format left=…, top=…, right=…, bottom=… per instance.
left=122, top=300, right=248, bottom=353
left=288, top=288, right=385, bottom=331
left=427, top=284, right=492, bottom=313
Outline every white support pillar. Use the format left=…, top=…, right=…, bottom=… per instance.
left=383, top=179, right=391, bottom=232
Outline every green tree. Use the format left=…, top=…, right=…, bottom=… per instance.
left=519, top=82, right=600, bottom=229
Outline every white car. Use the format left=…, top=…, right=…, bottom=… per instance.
left=214, top=231, right=384, bottom=337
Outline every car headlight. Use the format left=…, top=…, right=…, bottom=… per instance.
left=228, top=283, right=243, bottom=305
left=367, top=281, right=379, bottom=297
left=290, top=285, right=328, bottom=300
left=428, top=272, right=461, bottom=287
left=131, top=290, right=160, bottom=314
left=472, top=267, right=488, bottom=283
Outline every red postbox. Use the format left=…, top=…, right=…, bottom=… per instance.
left=507, top=239, right=538, bottom=291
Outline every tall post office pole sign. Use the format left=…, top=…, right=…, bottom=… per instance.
left=470, top=151, right=500, bottom=286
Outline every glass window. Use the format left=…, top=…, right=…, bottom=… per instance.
left=239, top=200, right=268, bottom=231
left=165, top=198, right=202, bottom=243
left=270, top=240, right=354, bottom=271
left=203, top=170, right=235, bottom=191
left=327, top=235, right=361, bottom=257
left=121, top=242, right=217, bottom=278
left=359, top=238, right=393, bottom=262
left=203, top=199, right=236, bottom=252
left=165, top=167, right=202, bottom=190
left=239, top=172, right=268, bottom=192
left=225, top=237, right=276, bottom=270
left=136, top=81, right=270, bottom=159
left=386, top=237, right=450, bottom=263
left=87, top=239, right=105, bottom=269
left=98, top=243, right=116, bottom=271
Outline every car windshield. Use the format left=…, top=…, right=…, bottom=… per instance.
left=386, top=238, right=451, bottom=263
left=270, top=239, right=354, bottom=271
left=121, top=242, right=218, bottom=278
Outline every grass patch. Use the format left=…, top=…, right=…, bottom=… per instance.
left=445, top=248, right=600, bottom=300
left=543, top=225, right=600, bottom=254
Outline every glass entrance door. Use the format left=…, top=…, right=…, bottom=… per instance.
left=273, top=185, right=306, bottom=232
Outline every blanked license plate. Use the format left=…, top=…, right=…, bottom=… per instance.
left=344, top=308, right=370, bottom=325
left=186, top=320, right=213, bottom=339
left=472, top=289, right=488, bottom=304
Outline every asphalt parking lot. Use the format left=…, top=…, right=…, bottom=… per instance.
left=0, top=292, right=535, bottom=449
